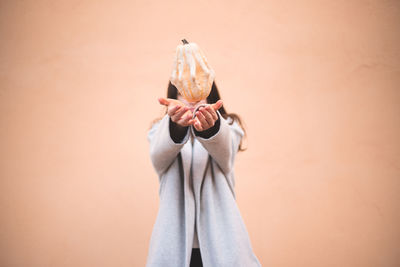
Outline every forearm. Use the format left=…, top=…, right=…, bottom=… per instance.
left=148, top=115, right=189, bottom=175
left=170, top=118, right=189, bottom=143
left=192, top=111, right=235, bottom=174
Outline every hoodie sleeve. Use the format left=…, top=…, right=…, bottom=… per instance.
left=147, top=114, right=190, bottom=176
left=191, top=110, right=244, bottom=175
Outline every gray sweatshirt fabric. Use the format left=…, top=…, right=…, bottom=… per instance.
left=145, top=110, right=262, bottom=267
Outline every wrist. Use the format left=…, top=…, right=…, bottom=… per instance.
left=193, top=115, right=220, bottom=138
left=169, top=118, right=189, bottom=143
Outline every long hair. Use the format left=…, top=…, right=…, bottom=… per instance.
left=152, top=80, right=247, bottom=151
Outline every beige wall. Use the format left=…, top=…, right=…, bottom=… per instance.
left=1, top=1, right=399, bottom=266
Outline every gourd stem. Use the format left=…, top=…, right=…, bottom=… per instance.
left=182, top=39, right=189, bottom=44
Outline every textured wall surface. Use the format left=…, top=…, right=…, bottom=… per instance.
left=0, top=1, right=399, bottom=266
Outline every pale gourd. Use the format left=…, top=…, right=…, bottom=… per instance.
left=170, top=39, right=216, bottom=102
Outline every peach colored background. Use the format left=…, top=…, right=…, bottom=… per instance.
left=1, top=1, right=399, bottom=266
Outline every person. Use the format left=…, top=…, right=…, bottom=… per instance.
left=145, top=81, right=262, bottom=267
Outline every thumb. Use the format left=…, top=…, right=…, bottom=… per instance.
left=211, top=100, right=223, bottom=111
left=158, top=97, right=170, bottom=106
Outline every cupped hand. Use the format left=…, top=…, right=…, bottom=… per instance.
left=158, top=97, right=193, bottom=127
left=189, top=100, right=223, bottom=132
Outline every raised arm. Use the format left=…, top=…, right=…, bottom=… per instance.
left=147, top=98, right=194, bottom=176
left=191, top=104, right=244, bottom=175
left=147, top=115, right=189, bottom=176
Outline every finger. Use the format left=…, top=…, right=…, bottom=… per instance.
left=158, top=97, right=170, bottom=106
left=184, top=111, right=193, bottom=119
left=171, top=106, right=188, bottom=121
left=204, top=105, right=218, bottom=122
left=193, top=119, right=203, bottom=131
left=167, top=105, right=180, bottom=117
left=206, top=105, right=218, bottom=121
left=211, top=100, right=223, bottom=111
left=196, top=110, right=210, bottom=129
left=188, top=118, right=197, bottom=125
left=199, top=107, right=214, bottom=126
left=177, top=106, right=189, bottom=118
left=159, top=97, right=182, bottom=107
left=180, top=111, right=193, bottom=125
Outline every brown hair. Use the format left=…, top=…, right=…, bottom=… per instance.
left=152, top=80, right=247, bottom=151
